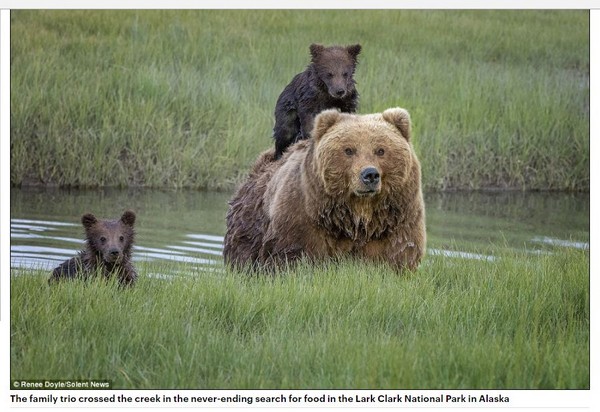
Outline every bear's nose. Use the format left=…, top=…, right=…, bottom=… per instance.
left=109, top=249, right=120, bottom=257
left=361, top=167, right=380, bottom=187
left=334, top=89, right=346, bottom=97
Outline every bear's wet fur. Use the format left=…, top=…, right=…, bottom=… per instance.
left=225, top=108, right=426, bottom=273
left=49, top=210, right=137, bottom=286
left=272, top=43, right=361, bottom=159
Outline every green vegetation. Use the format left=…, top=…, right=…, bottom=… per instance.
left=10, top=10, right=589, bottom=191
left=11, top=248, right=589, bottom=389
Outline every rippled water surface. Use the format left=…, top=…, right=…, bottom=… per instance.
left=10, top=188, right=589, bottom=276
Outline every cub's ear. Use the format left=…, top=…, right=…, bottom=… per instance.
left=346, top=44, right=361, bottom=61
left=81, top=213, right=98, bottom=229
left=312, top=109, right=343, bottom=141
left=382, top=107, right=412, bottom=141
left=309, top=43, right=325, bottom=61
left=121, top=210, right=136, bottom=227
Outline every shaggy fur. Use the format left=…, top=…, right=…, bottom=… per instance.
left=224, top=108, right=426, bottom=273
left=272, top=43, right=361, bottom=159
left=49, top=210, right=137, bottom=286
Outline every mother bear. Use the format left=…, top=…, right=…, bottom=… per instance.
left=223, top=107, right=426, bottom=273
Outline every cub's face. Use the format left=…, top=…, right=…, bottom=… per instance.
left=82, top=211, right=136, bottom=264
left=310, top=44, right=361, bottom=100
left=312, top=110, right=415, bottom=199
left=313, top=54, right=357, bottom=99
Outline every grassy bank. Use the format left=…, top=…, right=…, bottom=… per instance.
left=10, top=10, right=589, bottom=191
left=11, top=248, right=589, bottom=389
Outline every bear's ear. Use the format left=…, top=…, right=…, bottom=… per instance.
left=312, top=109, right=343, bottom=141
left=81, top=213, right=98, bottom=229
left=310, top=43, right=325, bottom=61
left=346, top=44, right=361, bottom=61
left=121, top=210, right=136, bottom=227
left=382, top=108, right=412, bottom=141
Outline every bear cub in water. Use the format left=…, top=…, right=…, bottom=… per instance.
left=49, top=210, right=137, bottom=286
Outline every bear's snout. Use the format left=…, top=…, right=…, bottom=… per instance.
left=333, top=88, right=346, bottom=98
left=356, top=166, right=381, bottom=195
left=361, top=166, right=380, bottom=185
left=105, top=248, right=122, bottom=263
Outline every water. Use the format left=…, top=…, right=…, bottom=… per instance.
left=10, top=187, right=589, bottom=276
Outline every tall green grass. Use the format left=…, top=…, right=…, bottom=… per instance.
left=11, top=248, right=589, bottom=389
left=10, top=10, right=589, bottom=191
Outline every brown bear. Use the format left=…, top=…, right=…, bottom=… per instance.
left=224, top=107, right=426, bottom=273
left=49, top=210, right=138, bottom=286
left=272, top=43, right=361, bottom=160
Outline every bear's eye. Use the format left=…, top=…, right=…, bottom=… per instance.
left=119, top=236, right=125, bottom=242
left=375, top=148, right=385, bottom=157
left=344, top=148, right=355, bottom=156
left=327, top=72, right=334, bottom=78
left=100, top=236, right=106, bottom=243
left=343, top=72, right=349, bottom=78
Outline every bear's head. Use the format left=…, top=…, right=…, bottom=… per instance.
left=311, top=108, right=416, bottom=199
left=82, top=210, right=136, bottom=265
left=309, top=43, right=361, bottom=99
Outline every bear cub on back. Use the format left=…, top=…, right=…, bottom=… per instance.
left=273, top=43, right=361, bottom=159
left=49, top=210, right=137, bottom=286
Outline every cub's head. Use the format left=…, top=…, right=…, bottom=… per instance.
left=309, top=43, right=361, bottom=99
left=82, top=210, right=136, bottom=264
left=311, top=108, right=418, bottom=199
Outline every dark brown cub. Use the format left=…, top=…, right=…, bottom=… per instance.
left=49, top=210, right=137, bottom=286
left=272, top=43, right=361, bottom=159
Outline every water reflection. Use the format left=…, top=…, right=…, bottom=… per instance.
left=10, top=187, right=589, bottom=274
